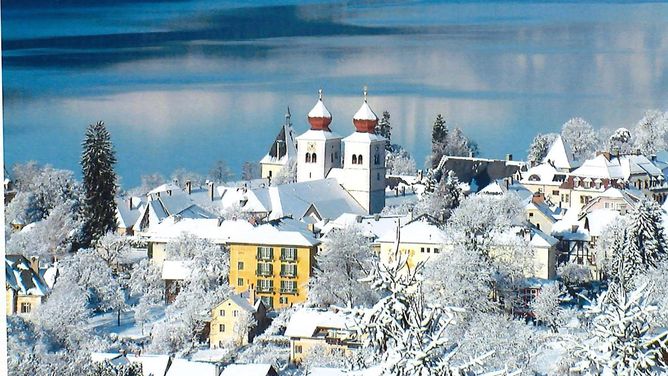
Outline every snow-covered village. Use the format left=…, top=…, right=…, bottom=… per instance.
left=3, top=2, right=668, bottom=376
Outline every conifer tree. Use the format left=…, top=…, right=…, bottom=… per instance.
left=624, top=199, right=667, bottom=275
left=80, top=121, right=118, bottom=248
left=376, top=110, right=392, bottom=150
left=431, top=114, right=447, bottom=168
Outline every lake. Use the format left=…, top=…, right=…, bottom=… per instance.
left=3, top=0, right=668, bottom=187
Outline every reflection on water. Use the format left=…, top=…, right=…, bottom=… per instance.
left=3, top=1, right=668, bottom=187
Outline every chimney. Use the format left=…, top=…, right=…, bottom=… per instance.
left=532, top=192, right=544, bottom=205
left=651, top=154, right=657, bottom=162
left=185, top=180, right=192, bottom=195
left=374, top=214, right=380, bottom=221
left=571, top=224, right=578, bottom=233
left=208, top=182, right=215, bottom=201
left=29, top=256, right=39, bottom=274
left=505, top=153, right=513, bottom=161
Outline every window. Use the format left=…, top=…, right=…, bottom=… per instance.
left=552, top=190, right=559, bottom=196
left=237, top=261, right=244, bottom=270
left=528, top=212, right=534, bottom=217
left=280, top=280, right=297, bottom=294
left=377, top=173, right=380, bottom=181
left=261, top=296, right=273, bottom=309
left=528, top=175, right=540, bottom=181
left=233, top=310, right=238, bottom=317
left=220, top=309, right=224, bottom=316
left=268, top=170, right=272, bottom=178
left=219, top=324, right=225, bottom=332
left=280, top=263, right=297, bottom=277
left=257, top=263, right=273, bottom=276
left=279, top=296, right=289, bottom=305
left=295, top=345, right=303, bottom=354
left=352, top=155, right=358, bottom=164
left=305, top=153, right=311, bottom=163
left=434, top=248, right=440, bottom=254
left=258, top=279, right=274, bottom=293
left=237, top=278, right=243, bottom=287
left=20, top=302, right=31, bottom=314
left=358, top=155, right=363, bottom=164
left=374, top=153, right=380, bottom=165
left=281, top=247, right=297, bottom=261
left=311, top=153, right=317, bottom=163
left=257, top=247, right=273, bottom=260
left=420, top=247, right=425, bottom=253
left=561, top=194, right=570, bottom=203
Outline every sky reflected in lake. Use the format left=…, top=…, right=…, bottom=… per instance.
left=3, top=1, right=668, bottom=187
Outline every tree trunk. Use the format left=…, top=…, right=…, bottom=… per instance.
left=117, top=308, right=121, bottom=326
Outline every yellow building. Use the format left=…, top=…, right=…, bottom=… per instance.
left=375, top=216, right=447, bottom=271
left=228, top=222, right=320, bottom=310
left=5, top=255, right=49, bottom=316
left=209, top=292, right=267, bottom=348
left=284, top=308, right=361, bottom=363
left=525, top=193, right=558, bottom=234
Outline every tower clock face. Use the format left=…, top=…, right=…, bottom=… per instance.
left=307, top=142, right=316, bottom=152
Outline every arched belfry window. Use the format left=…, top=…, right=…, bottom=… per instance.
left=374, top=153, right=380, bottom=165
left=311, top=153, right=317, bottom=163
left=352, top=155, right=358, bottom=165
left=358, top=155, right=363, bottom=165
left=305, top=153, right=311, bottom=163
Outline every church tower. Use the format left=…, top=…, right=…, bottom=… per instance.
left=296, top=90, right=342, bottom=182
left=341, top=88, right=386, bottom=214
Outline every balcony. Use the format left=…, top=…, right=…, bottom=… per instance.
left=280, top=271, right=297, bottom=278
left=256, top=286, right=274, bottom=294
left=256, top=254, right=273, bottom=261
left=280, top=255, right=297, bottom=262
left=280, top=287, right=298, bottom=295
left=256, top=269, right=273, bottom=277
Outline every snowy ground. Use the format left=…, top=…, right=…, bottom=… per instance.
left=86, top=304, right=166, bottom=342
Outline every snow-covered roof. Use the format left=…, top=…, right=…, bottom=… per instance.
left=353, top=101, right=377, bottom=121
left=319, top=213, right=410, bottom=239
left=308, top=99, right=332, bottom=119
left=543, top=136, right=579, bottom=170
left=220, top=364, right=276, bottom=376
left=260, top=116, right=298, bottom=166
left=529, top=227, right=559, bottom=248
left=376, top=218, right=447, bottom=245
left=126, top=355, right=171, bottom=376
left=148, top=183, right=181, bottom=196
left=342, top=131, right=386, bottom=143
left=217, top=293, right=257, bottom=314
left=551, top=209, right=589, bottom=241
left=621, top=154, right=663, bottom=177
left=295, top=129, right=342, bottom=141
left=571, top=154, right=624, bottom=180
left=526, top=201, right=557, bottom=223
left=162, top=260, right=193, bottom=280
left=521, top=163, right=562, bottom=185
left=284, top=308, right=358, bottom=338
left=584, top=209, right=621, bottom=237
left=116, top=196, right=144, bottom=229
left=91, top=353, right=131, bottom=367
left=5, top=255, right=49, bottom=296
left=165, top=359, right=218, bottom=376
left=228, top=218, right=320, bottom=247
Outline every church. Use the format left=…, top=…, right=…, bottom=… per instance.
left=260, top=89, right=387, bottom=214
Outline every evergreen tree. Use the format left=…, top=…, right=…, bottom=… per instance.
left=376, top=110, right=392, bottom=150
left=624, top=199, right=668, bottom=277
left=431, top=114, right=447, bottom=168
left=80, top=121, right=118, bottom=248
left=527, top=133, right=558, bottom=166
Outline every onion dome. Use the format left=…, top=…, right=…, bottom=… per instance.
left=307, top=89, right=332, bottom=131
left=352, top=87, right=378, bottom=133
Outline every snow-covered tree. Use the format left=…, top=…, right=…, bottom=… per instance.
left=453, top=312, right=541, bottom=374
left=531, top=282, right=569, bottom=333
left=209, top=159, right=235, bottom=183
left=561, top=117, right=598, bottom=161
left=352, top=250, right=493, bottom=375
left=81, top=121, right=118, bottom=247
left=35, top=280, right=93, bottom=350
left=571, top=282, right=668, bottom=375
left=624, top=199, right=667, bottom=270
left=272, top=157, right=297, bottom=185
left=233, top=309, right=257, bottom=345
left=58, top=249, right=126, bottom=323
left=423, top=246, right=496, bottom=315
left=170, top=168, right=204, bottom=187
left=385, top=147, right=417, bottom=176
left=6, top=199, right=81, bottom=259
left=594, top=216, right=630, bottom=277
left=94, top=233, right=132, bottom=270
left=558, top=263, right=592, bottom=290
left=608, top=127, right=633, bottom=155
left=309, top=225, right=378, bottom=308
left=127, top=173, right=166, bottom=196
left=414, top=170, right=463, bottom=223
left=527, top=133, right=558, bottom=165
left=4, top=191, right=42, bottom=235
left=633, top=110, right=667, bottom=156
left=241, top=161, right=259, bottom=181
left=128, top=259, right=164, bottom=335
left=376, top=110, right=392, bottom=149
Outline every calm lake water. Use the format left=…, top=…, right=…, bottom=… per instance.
left=3, top=0, right=668, bottom=187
